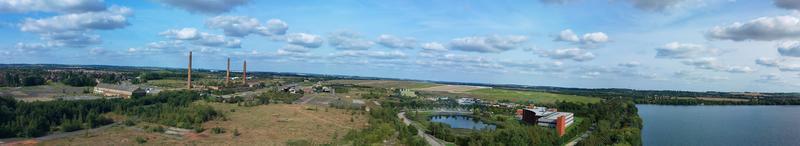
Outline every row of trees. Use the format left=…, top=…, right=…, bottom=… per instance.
left=0, top=69, right=135, bottom=87
left=635, top=98, right=800, bottom=105
left=0, top=90, right=221, bottom=138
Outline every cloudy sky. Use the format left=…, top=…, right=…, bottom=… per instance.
left=2, top=0, right=800, bottom=92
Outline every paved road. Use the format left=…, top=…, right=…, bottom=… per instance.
left=398, top=112, right=444, bottom=146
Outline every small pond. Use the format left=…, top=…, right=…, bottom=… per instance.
left=430, top=115, right=496, bottom=130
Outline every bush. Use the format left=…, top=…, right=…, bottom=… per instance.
left=233, top=128, right=240, bottom=136
left=59, top=119, right=83, bottom=132
left=286, top=139, right=312, bottom=146
left=211, top=127, right=226, bottom=134
left=135, top=136, right=147, bottom=144
left=194, top=127, right=205, bottom=133
left=148, top=126, right=165, bottom=133
left=123, top=119, right=136, bottom=126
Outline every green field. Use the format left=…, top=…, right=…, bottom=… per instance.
left=466, top=88, right=601, bottom=104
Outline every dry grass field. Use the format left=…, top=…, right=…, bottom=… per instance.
left=416, top=85, right=489, bottom=93
left=39, top=102, right=368, bottom=146
left=326, top=80, right=439, bottom=89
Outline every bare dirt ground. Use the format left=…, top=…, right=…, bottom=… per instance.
left=38, top=103, right=368, bottom=146
left=0, top=84, right=90, bottom=102
left=416, top=85, right=489, bottom=93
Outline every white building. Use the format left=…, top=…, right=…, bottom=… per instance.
left=537, top=112, right=574, bottom=128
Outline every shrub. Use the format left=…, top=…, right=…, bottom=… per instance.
left=211, top=127, right=226, bottom=134
left=135, top=136, right=147, bottom=144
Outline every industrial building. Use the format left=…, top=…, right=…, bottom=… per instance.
left=520, top=106, right=574, bottom=137
left=94, top=83, right=146, bottom=98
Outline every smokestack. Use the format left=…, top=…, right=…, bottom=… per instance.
left=187, top=51, right=192, bottom=89
left=242, top=60, right=247, bottom=85
left=226, top=57, right=230, bottom=85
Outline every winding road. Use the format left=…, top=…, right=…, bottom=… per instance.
left=398, top=112, right=445, bottom=146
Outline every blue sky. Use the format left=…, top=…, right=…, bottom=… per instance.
left=2, top=0, right=800, bottom=92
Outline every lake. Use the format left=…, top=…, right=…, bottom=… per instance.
left=637, top=105, right=800, bottom=146
left=430, top=115, right=496, bottom=130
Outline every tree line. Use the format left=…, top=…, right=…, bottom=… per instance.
left=0, top=90, right=220, bottom=138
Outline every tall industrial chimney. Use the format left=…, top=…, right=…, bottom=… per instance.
left=226, top=57, right=230, bottom=85
left=187, top=51, right=192, bottom=89
left=242, top=60, right=247, bottom=85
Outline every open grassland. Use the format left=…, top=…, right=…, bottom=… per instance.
left=466, top=88, right=601, bottom=104
left=40, top=102, right=368, bottom=146
left=326, top=80, right=439, bottom=89
left=144, top=79, right=186, bottom=89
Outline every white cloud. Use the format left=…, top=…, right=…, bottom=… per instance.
left=582, top=32, right=609, bottom=44
left=421, top=42, right=448, bottom=52
left=206, top=16, right=288, bottom=37
left=778, top=41, right=800, bottom=57
left=555, top=29, right=580, bottom=42
left=278, top=44, right=310, bottom=53
left=500, top=60, right=566, bottom=73
left=448, top=35, right=528, bottom=53
left=706, top=15, right=800, bottom=41
left=655, top=42, right=720, bottom=59
left=328, top=31, right=374, bottom=50
left=774, top=0, right=800, bottom=11
left=377, top=34, right=416, bottom=49
left=554, top=29, right=609, bottom=47
left=16, top=6, right=132, bottom=48
left=0, top=0, right=106, bottom=13
left=88, top=47, right=106, bottom=55
left=754, top=73, right=800, bottom=87
left=756, top=57, right=800, bottom=72
left=333, top=50, right=407, bottom=60
left=20, top=6, right=132, bottom=33
left=626, top=0, right=686, bottom=12
left=674, top=70, right=729, bottom=81
left=160, top=28, right=241, bottom=48
left=539, top=0, right=574, bottom=5
left=681, top=57, right=755, bottom=73
left=157, top=0, right=248, bottom=14
left=539, top=48, right=595, bottom=62
left=285, top=33, right=323, bottom=48
left=159, top=28, right=200, bottom=40
left=619, top=61, right=641, bottom=68
left=193, top=33, right=241, bottom=48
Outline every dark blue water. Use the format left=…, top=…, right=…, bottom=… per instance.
left=430, top=115, right=496, bottom=130
left=637, top=105, right=800, bottom=146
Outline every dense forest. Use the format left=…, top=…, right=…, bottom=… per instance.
left=0, top=90, right=220, bottom=138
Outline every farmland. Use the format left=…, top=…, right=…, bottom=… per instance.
left=466, top=88, right=601, bottom=104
